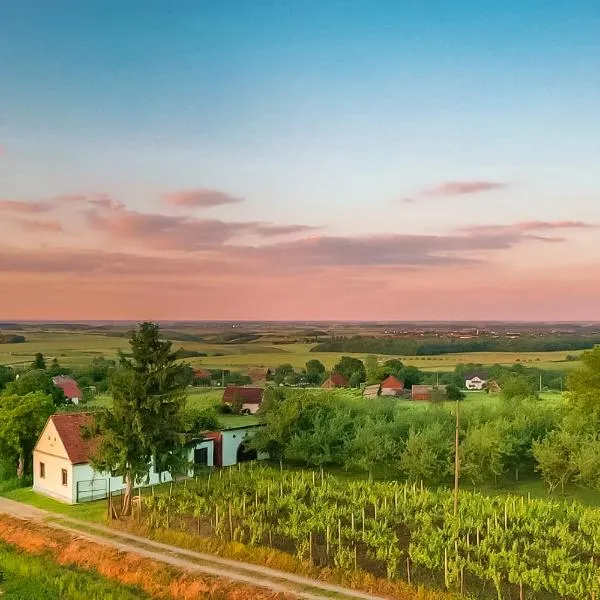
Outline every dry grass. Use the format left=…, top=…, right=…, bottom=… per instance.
left=0, top=515, right=291, bottom=600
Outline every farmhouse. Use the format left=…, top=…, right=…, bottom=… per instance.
left=412, top=384, right=433, bottom=401
left=33, top=413, right=266, bottom=504
left=52, top=375, right=82, bottom=404
left=321, top=373, right=349, bottom=389
left=222, top=386, right=264, bottom=414
left=380, top=375, right=405, bottom=396
left=194, top=367, right=212, bottom=381
left=465, top=371, right=489, bottom=390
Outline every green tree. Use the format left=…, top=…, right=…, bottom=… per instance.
left=47, top=358, right=65, bottom=377
left=461, top=422, right=506, bottom=488
left=567, top=347, right=600, bottom=419
left=399, top=423, right=452, bottom=485
left=0, top=365, right=15, bottom=392
left=533, top=430, right=580, bottom=493
left=5, top=369, right=66, bottom=406
left=85, top=322, right=189, bottom=515
left=0, top=392, right=54, bottom=479
left=502, top=375, right=538, bottom=402
left=31, top=353, right=46, bottom=370
left=305, top=359, right=326, bottom=385
left=365, top=355, right=379, bottom=384
left=344, top=418, right=395, bottom=480
left=398, top=365, right=423, bottom=389
left=445, top=383, right=465, bottom=401
left=333, top=356, right=366, bottom=385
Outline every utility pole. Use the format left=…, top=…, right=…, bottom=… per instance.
left=436, top=371, right=439, bottom=387
left=539, top=373, right=542, bottom=394
left=222, top=369, right=225, bottom=388
left=453, top=396, right=460, bottom=516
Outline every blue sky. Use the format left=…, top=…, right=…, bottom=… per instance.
left=1, top=1, right=599, bottom=319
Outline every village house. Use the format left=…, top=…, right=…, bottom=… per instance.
left=465, top=370, right=489, bottom=390
left=194, top=367, right=212, bottom=382
left=32, top=412, right=266, bottom=504
left=321, top=372, right=349, bottom=389
left=380, top=375, right=405, bottom=396
left=52, top=375, right=83, bottom=404
left=411, top=384, right=433, bottom=401
left=222, top=386, right=264, bottom=414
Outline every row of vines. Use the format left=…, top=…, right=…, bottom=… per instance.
left=140, top=465, right=600, bottom=599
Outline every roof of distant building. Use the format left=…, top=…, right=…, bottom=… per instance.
left=52, top=375, right=82, bottom=399
left=381, top=375, right=404, bottom=389
left=223, top=386, right=264, bottom=405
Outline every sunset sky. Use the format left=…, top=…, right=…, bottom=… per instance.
left=1, top=1, right=599, bottom=321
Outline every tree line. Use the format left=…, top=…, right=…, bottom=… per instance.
left=311, top=334, right=600, bottom=355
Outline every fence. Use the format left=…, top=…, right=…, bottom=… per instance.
left=75, top=478, right=108, bottom=503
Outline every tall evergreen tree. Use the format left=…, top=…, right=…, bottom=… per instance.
left=86, top=322, right=189, bottom=515
left=31, top=352, right=46, bottom=370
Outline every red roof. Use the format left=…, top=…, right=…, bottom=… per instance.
left=49, top=412, right=99, bottom=465
left=381, top=375, right=404, bottom=389
left=322, top=372, right=349, bottom=388
left=194, top=368, right=211, bottom=379
left=223, top=386, right=264, bottom=405
left=52, top=376, right=82, bottom=400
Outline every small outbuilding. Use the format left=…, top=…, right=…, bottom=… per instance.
left=411, top=385, right=433, bottom=401
left=222, top=386, right=264, bottom=414
left=321, top=373, right=349, bottom=389
left=380, top=375, right=405, bottom=396
left=52, top=376, right=83, bottom=404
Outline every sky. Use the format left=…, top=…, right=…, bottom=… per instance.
left=1, top=1, right=599, bottom=321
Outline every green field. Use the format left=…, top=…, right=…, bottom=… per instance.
left=0, top=330, right=583, bottom=373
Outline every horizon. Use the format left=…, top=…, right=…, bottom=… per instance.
left=1, top=1, right=599, bottom=320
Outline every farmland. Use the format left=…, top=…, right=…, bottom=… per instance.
left=0, top=329, right=584, bottom=373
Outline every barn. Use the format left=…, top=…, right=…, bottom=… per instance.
left=321, top=373, right=349, bottom=389
left=380, top=375, right=405, bottom=396
left=222, top=386, right=264, bottom=414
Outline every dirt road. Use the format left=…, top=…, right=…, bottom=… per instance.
left=0, top=496, right=390, bottom=600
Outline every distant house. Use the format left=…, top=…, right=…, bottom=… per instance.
left=465, top=371, right=489, bottom=390
left=412, top=385, right=433, bottom=401
left=321, top=373, right=349, bottom=389
left=194, top=367, right=212, bottom=381
left=52, top=376, right=82, bottom=404
left=222, top=386, right=264, bottom=414
left=362, top=384, right=381, bottom=398
left=380, top=375, right=405, bottom=396
left=32, top=412, right=266, bottom=504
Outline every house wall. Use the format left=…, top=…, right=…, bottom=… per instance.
left=466, top=378, right=486, bottom=390
left=220, top=427, right=267, bottom=467
left=242, top=402, right=260, bottom=414
left=187, top=440, right=214, bottom=469
left=33, top=450, right=74, bottom=503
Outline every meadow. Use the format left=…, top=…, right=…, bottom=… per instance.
left=0, top=330, right=582, bottom=373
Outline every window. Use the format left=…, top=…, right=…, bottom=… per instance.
left=61, top=469, right=68, bottom=486
left=39, top=462, right=45, bottom=479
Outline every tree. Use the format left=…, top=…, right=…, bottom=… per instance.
left=398, top=365, right=423, bottom=389
left=274, top=363, right=295, bottom=385
left=0, top=392, right=54, bottom=479
left=47, top=358, right=65, bottom=377
left=0, top=365, right=15, bottom=392
left=5, top=369, right=66, bottom=406
left=399, top=423, right=452, bottom=485
left=365, top=355, right=379, bottom=384
left=230, top=392, right=244, bottom=415
left=446, top=384, right=465, bottom=401
left=567, top=347, right=600, bottom=418
left=461, top=422, right=506, bottom=488
left=344, top=418, right=395, bottom=480
left=31, top=353, right=46, bottom=370
left=501, top=375, right=538, bottom=402
left=333, top=356, right=366, bottom=386
left=305, top=359, right=326, bottom=385
left=85, top=322, right=189, bottom=515
left=533, top=430, right=580, bottom=493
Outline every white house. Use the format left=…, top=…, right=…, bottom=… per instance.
left=32, top=413, right=266, bottom=504
left=465, top=372, right=489, bottom=390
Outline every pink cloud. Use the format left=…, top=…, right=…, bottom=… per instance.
left=0, top=199, right=54, bottom=213
left=162, top=188, right=244, bottom=208
left=461, top=220, right=596, bottom=235
left=422, top=181, right=506, bottom=197
left=8, top=217, right=63, bottom=233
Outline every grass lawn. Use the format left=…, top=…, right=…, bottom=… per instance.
left=2, top=487, right=107, bottom=522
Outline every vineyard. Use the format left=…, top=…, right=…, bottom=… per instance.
left=138, top=465, right=600, bottom=600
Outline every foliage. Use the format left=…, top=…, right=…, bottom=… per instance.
left=305, top=359, right=326, bottom=385
left=445, top=384, right=465, bottom=401
left=0, top=334, right=26, bottom=344
left=85, top=322, right=190, bottom=514
left=501, top=375, right=538, bottom=401
left=0, top=392, right=54, bottom=478
left=31, top=352, right=46, bottom=370
left=0, top=365, right=15, bottom=392
left=332, top=356, right=366, bottom=386
left=4, top=369, right=66, bottom=406
left=312, top=334, right=600, bottom=355
left=399, top=423, right=452, bottom=484
left=140, top=464, right=600, bottom=599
